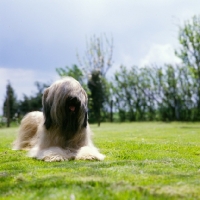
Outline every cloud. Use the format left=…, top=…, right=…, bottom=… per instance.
left=139, top=44, right=182, bottom=67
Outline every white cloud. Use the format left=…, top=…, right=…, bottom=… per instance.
left=139, top=44, right=182, bottom=67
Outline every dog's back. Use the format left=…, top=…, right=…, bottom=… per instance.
left=13, top=111, right=44, bottom=150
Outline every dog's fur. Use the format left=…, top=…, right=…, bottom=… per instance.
left=13, top=77, right=105, bottom=162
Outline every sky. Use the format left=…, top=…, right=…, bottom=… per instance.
left=0, top=0, right=200, bottom=115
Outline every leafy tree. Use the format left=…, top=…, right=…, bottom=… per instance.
left=158, top=65, right=182, bottom=121
left=175, top=15, right=200, bottom=119
left=177, top=66, right=194, bottom=120
left=113, top=66, right=148, bottom=121
left=3, top=82, right=18, bottom=127
left=112, top=64, right=195, bottom=122
left=77, top=34, right=114, bottom=124
left=137, top=67, right=157, bottom=120
left=88, top=70, right=105, bottom=126
left=56, top=64, right=84, bottom=84
left=56, top=64, right=88, bottom=93
left=101, top=78, right=114, bottom=122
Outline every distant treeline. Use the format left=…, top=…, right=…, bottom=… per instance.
left=112, top=64, right=199, bottom=122
left=2, top=15, right=200, bottom=126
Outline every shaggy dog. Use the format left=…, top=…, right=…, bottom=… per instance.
left=13, top=77, right=105, bottom=162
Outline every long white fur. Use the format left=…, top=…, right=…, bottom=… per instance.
left=13, top=111, right=105, bottom=162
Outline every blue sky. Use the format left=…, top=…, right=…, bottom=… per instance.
left=0, top=0, right=200, bottom=114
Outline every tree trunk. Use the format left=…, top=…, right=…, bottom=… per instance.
left=97, top=108, right=101, bottom=127
left=6, top=92, right=10, bottom=127
left=110, top=100, right=113, bottom=122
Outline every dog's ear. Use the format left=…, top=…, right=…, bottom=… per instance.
left=42, top=88, right=52, bottom=129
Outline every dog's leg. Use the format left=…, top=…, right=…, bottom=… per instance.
left=75, top=146, right=105, bottom=161
left=28, top=146, right=76, bottom=162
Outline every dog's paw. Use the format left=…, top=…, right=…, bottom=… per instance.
left=43, top=155, right=67, bottom=162
left=76, top=153, right=105, bottom=161
left=96, top=153, right=105, bottom=161
left=75, top=146, right=105, bottom=161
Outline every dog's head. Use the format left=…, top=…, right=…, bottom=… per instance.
left=42, top=77, right=88, bottom=138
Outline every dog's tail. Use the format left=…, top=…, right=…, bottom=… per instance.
left=12, top=111, right=43, bottom=150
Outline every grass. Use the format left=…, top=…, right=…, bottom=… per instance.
left=0, top=122, right=200, bottom=200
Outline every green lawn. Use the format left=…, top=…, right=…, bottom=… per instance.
left=0, top=122, right=200, bottom=200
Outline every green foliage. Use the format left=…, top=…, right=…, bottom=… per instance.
left=18, top=82, right=49, bottom=116
left=56, top=65, right=84, bottom=85
left=3, top=82, right=18, bottom=127
left=176, top=15, right=200, bottom=72
left=3, top=82, right=18, bottom=118
left=113, top=65, right=137, bottom=121
left=175, top=15, right=200, bottom=119
left=56, top=64, right=90, bottom=95
left=88, top=70, right=105, bottom=125
left=113, top=65, right=157, bottom=121
left=0, top=123, right=200, bottom=199
left=112, top=63, right=200, bottom=122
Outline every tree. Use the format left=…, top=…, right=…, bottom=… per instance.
left=112, top=64, right=196, bottom=122
left=56, top=35, right=115, bottom=125
left=77, top=34, right=113, bottom=77
left=77, top=34, right=114, bottom=124
left=88, top=70, right=105, bottom=126
left=3, top=82, right=18, bottom=127
left=56, top=64, right=84, bottom=85
left=113, top=66, right=148, bottom=121
left=175, top=15, right=200, bottom=119
left=158, top=65, right=182, bottom=121
left=137, top=67, right=156, bottom=120
left=56, top=64, right=88, bottom=93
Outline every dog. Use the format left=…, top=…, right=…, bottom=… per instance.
left=13, top=77, right=105, bottom=162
